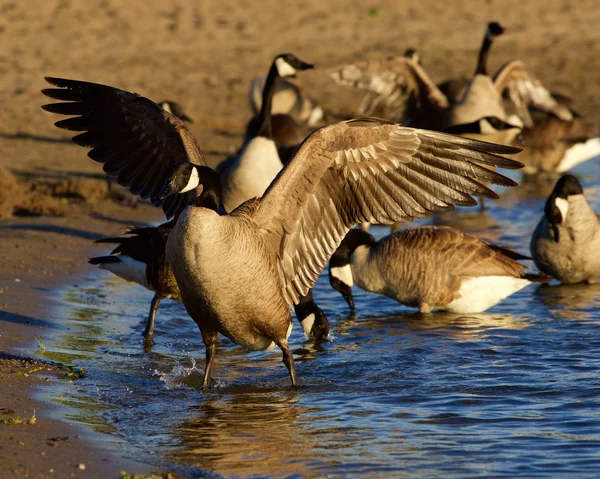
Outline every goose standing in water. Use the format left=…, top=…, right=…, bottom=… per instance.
left=42, top=77, right=523, bottom=387
left=530, top=174, right=600, bottom=284
left=89, top=221, right=179, bottom=350
left=329, top=226, right=550, bottom=313
left=89, top=220, right=328, bottom=348
left=218, top=53, right=314, bottom=212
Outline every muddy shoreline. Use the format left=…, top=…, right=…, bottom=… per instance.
left=0, top=204, right=169, bottom=477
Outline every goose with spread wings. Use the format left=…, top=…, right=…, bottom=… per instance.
left=330, top=22, right=572, bottom=134
left=42, top=77, right=523, bottom=387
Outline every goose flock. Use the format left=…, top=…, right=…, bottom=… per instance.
left=41, top=22, right=600, bottom=387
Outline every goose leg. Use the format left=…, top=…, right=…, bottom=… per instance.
left=143, top=294, right=160, bottom=351
left=277, top=340, right=297, bottom=386
left=202, top=334, right=219, bottom=389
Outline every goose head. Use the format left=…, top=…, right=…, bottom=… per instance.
left=404, top=47, right=420, bottom=65
left=274, top=53, right=315, bottom=79
left=328, top=228, right=376, bottom=310
left=294, top=290, right=329, bottom=341
left=544, top=174, right=584, bottom=242
left=160, top=164, right=222, bottom=211
left=486, top=21, right=505, bottom=39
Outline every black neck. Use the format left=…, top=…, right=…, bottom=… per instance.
left=475, top=35, right=493, bottom=76
left=256, top=62, right=280, bottom=139
left=190, top=167, right=224, bottom=212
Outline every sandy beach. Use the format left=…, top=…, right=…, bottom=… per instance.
left=1, top=0, right=599, bottom=477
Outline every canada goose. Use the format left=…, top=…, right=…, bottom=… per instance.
left=513, top=106, right=600, bottom=175
left=89, top=221, right=180, bottom=350
left=218, top=53, right=314, bottom=212
left=329, top=226, right=550, bottom=313
left=90, top=222, right=329, bottom=343
left=331, top=22, right=571, bottom=134
left=42, top=76, right=523, bottom=386
left=249, top=74, right=324, bottom=127
left=530, top=174, right=600, bottom=284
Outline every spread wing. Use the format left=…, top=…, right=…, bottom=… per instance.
left=41, top=77, right=207, bottom=219
left=329, top=57, right=449, bottom=122
left=250, top=118, right=523, bottom=306
left=493, top=60, right=573, bottom=128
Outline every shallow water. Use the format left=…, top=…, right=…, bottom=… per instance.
left=36, top=160, right=600, bottom=478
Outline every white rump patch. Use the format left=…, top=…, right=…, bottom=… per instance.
left=98, top=256, right=151, bottom=290
left=179, top=167, right=199, bottom=193
left=330, top=264, right=353, bottom=288
left=275, top=57, right=297, bottom=78
left=557, top=138, right=600, bottom=173
left=286, top=321, right=293, bottom=340
left=446, top=276, right=531, bottom=313
left=555, top=197, right=569, bottom=220
left=300, top=313, right=315, bottom=338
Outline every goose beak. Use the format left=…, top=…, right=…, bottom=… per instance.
left=158, top=181, right=178, bottom=200
left=297, top=60, right=315, bottom=71
left=343, top=291, right=355, bottom=311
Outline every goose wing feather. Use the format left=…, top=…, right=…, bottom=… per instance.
left=41, top=77, right=206, bottom=218
left=493, top=60, right=573, bottom=128
left=330, top=57, right=448, bottom=121
left=250, top=118, right=523, bottom=306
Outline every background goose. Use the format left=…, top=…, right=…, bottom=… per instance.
left=514, top=115, right=600, bottom=175
left=42, top=77, right=523, bottom=387
left=329, top=226, right=550, bottom=314
left=89, top=221, right=180, bottom=350
left=249, top=73, right=324, bottom=127
left=330, top=22, right=571, bottom=136
left=218, top=53, right=314, bottom=212
left=530, top=174, right=600, bottom=284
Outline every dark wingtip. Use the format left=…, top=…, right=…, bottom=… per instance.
left=88, top=256, right=120, bottom=265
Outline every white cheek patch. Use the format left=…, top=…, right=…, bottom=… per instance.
left=300, top=313, right=315, bottom=338
left=275, top=57, right=297, bottom=78
left=555, top=197, right=569, bottom=221
left=160, top=102, right=173, bottom=114
left=330, top=264, right=353, bottom=288
left=179, top=167, right=199, bottom=193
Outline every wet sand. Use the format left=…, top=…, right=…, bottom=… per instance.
left=1, top=0, right=599, bottom=476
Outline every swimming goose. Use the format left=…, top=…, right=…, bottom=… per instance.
left=218, top=53, right=314, bottom=212
left=530, top=174, right=600, bottom=284
left=42, top=76, right=523, bottom=386
left=330, top=22, right=571, bottom=134
left=329, top=226, right=550, bottom=313
left=89, top=221, right=180, bottom=350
